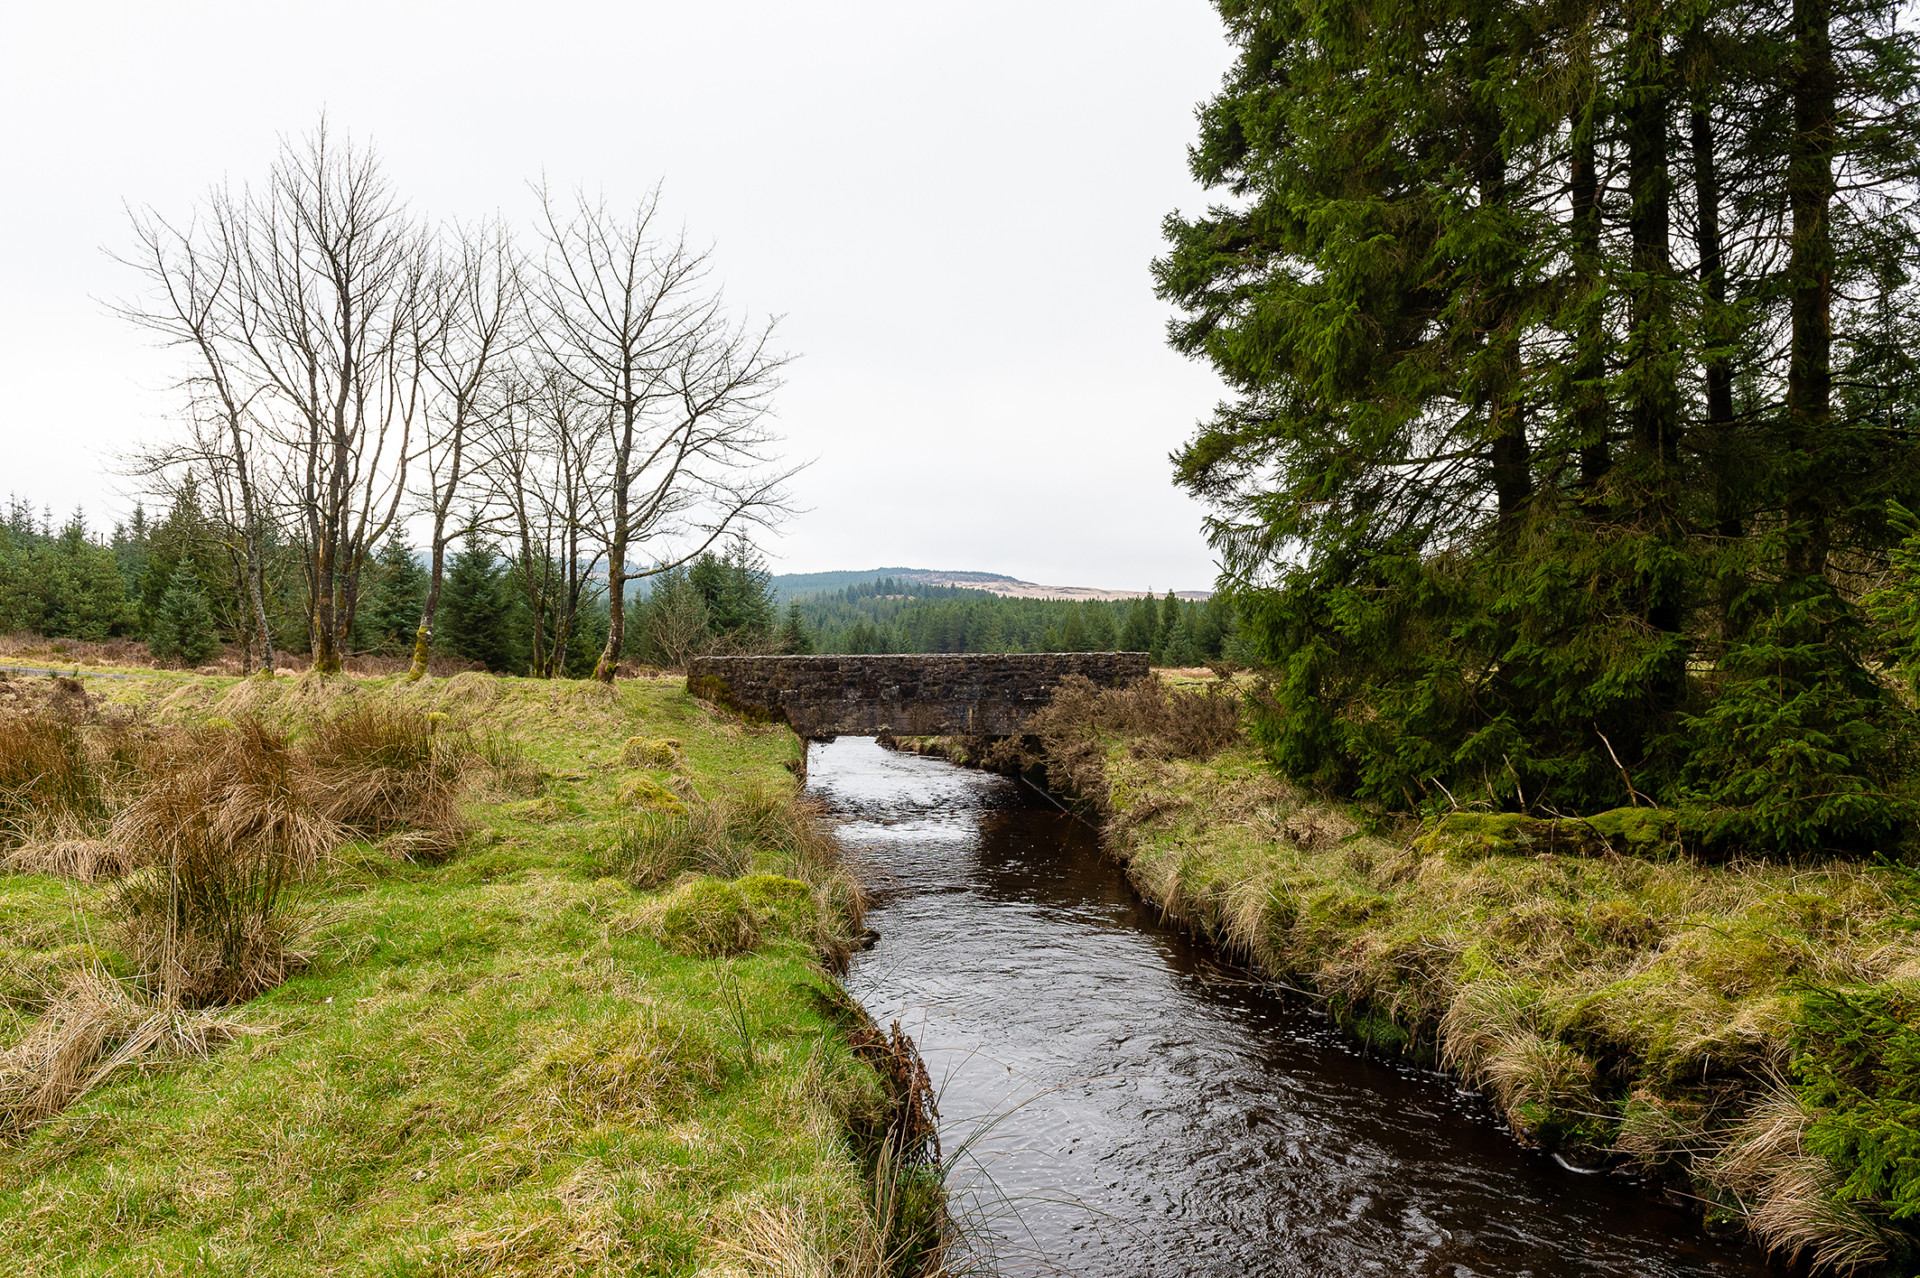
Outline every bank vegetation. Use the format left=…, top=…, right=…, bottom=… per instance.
left=0, top=667, right=947, bottom=1275
left=902, top=674, right=1920, bottom=1273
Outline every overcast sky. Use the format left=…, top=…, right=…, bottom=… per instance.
left=1, top=1, right=1235, bottom=592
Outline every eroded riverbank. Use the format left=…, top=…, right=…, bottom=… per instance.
left=815, top=736, right=1781, bottom=1277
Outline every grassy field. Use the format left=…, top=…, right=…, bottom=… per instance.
left=0, top=668, right=934, bottom=1277
left=905, top=675, right=1920, bottom=1275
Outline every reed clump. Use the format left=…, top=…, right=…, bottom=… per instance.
left=299, top=707, right=471, bottom=853
left=111, top=719, right=336, bottom=1006
left=0, top=711, right=108, bottom=846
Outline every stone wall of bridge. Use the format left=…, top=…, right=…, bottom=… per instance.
left=685, top=652, right=1150, bottom=738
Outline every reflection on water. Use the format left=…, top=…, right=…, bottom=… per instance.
left=812, top=737, right=1781, bottom=1278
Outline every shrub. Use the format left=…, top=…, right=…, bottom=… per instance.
left=112, top=720, right=335, bottom=1005
left=299, top=707, right=469, bottom=849
left=1789, top=984, right=1920, bottom=1263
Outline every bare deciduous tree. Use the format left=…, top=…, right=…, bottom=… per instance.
left=406, top=218, right=524, bottom=680
left=533, top=186, right=796, bottom=681
left=235, top=123, right=430, bottom=674
left=490, top=369, right=605, bottom=677
left=114, top=202, right=278, bottom=673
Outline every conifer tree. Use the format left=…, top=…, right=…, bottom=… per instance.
left=359, top=537, right=428, bottom=656
left=1158, top=0, right=1920, bottom=843
left=780, top=602, right=815, bottom=655
left=437, top=530, right=514, bottom=672
left=149, top=567, right=218, bottom=667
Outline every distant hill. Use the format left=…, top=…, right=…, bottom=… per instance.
left=772, top=568, right=1210, bottom=603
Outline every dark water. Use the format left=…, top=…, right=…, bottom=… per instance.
left=811, top=737, right=1782, bottom=1278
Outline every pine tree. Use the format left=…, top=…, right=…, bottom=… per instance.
left=1156, top=0, right=1920, bottom=842
left=149, top=567, right=218, bottom=667
left=359, top=537, right=427, bottom=656
left=437, top=532, right=514, bottom=672
left=780, top=602, right=816, bottom=655
left=1121, top=596, right=1158, bottom=654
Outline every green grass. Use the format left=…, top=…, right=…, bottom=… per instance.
left=1005, top=681, right=1920, bottom=1272
left=0, top=671, right=899, bottom=1276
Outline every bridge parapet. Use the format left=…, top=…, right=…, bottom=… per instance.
left=685, top=653, right=1149, bottom=738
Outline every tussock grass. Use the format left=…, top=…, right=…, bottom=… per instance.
left=111, top=720, right=333, bottom=1006
left=299, top=706, right=470, bottom=856
left=0, top=712, right=113, bottom=846
left=0, top=840, right=132, bottom=882
left=619, top=788, right=867, bottom=965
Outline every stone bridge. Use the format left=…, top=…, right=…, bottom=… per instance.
left=685, top=653, right=1149, bottom=739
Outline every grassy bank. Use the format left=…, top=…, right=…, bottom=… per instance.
left=901, top=675, right=1920, bottom=1275
left=0, top=667, right=939, bottom=1276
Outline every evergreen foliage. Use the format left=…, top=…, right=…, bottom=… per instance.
left=148, top=567, right=219, bottom=667
left=0, top=499, right=131, bottom=641
left=357, top=537, right=428, bottom=657
left=689, top=541, right=777, bottom=640
left=786, top=579, right=1232, bottom=663
left=1159, top=0, right=1920, bottom=849
left=436, top=528, right=516, bottom=671
left=780, top=602, right=815, bottom=655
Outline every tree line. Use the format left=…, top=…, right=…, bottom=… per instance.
left=792, top=583, right=1239, bottom=666
left=1158, top=0, right=1920, bottom=847
left=0, top=486, right=811, bottom=677
left=112, top=119, right=794, bottom=683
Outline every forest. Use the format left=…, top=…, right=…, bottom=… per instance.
left=790, top=577, right=1237, bottom=665
left=0, top=491, right=1233, bottom=674
left=1157, top=0, right=1920, bottom=852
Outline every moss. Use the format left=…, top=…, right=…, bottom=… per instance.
left=617, top=773, right=686, bottom=813
left=738, top=873, right=820, bottom=945
left=1581, top=806, right=1679, bottom=851
left=655, top=878, right=761, bottom=957
left=619, top=736, right=683, bottom=770
left=1417, top=811, right=1536, bottom=858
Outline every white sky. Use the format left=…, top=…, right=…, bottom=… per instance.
left=0, top=1, right=1234, bottom=593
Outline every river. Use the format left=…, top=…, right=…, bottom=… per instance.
left=809, top=736, right=1783, bottom=1278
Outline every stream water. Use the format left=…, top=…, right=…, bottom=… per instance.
left=812, top=736, right=1785, bottom=1278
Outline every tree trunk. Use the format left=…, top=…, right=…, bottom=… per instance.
left=1625, top=0, right=1682, bottom=636
left=408, top=540, right=447, bottom=681
left=312, top=538, right=341, bottom=674
left=1690, top=88, right=1744, bottom=637
left=593, top=545, right=626, bottom=682
left=1570, top=99, right=1609, bottom=490
left=1786, top=0, right=1835, bottom=581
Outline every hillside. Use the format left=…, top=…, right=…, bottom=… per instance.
left=773, top=567, right=1211, bottom=603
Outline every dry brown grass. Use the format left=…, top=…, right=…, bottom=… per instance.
left=0, top=967, right=250, bottom=1137
left=110, top=719, right=336, bottom=1006
left=1, top=838, right=133, bottom=881
left=0, top=629, right=486, bottom=677
left=0, top=710, right=106, bottom=845
left=299, top=706, right=470, bottom=853
left=1704, top=1087, right=1895, bottom=1272
left=1026, top=674, right=1243, bottom=809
